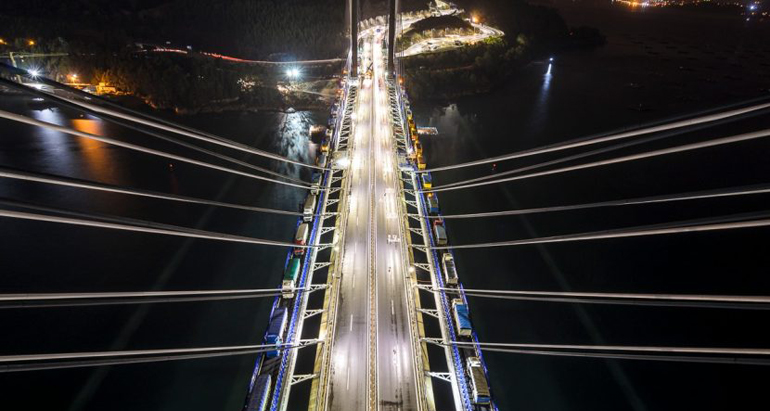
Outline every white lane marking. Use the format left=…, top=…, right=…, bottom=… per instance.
left=391, top=299, right=395, bottom=317
left=350, top=314, right=354, bottom=332
left=346, top=366, right=351, bottom=391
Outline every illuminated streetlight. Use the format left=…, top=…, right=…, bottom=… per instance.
left=68, top=73, right=78, bottom=82
left=28, top=40, right=35, bottom=46
left=28, top=69, right=40, bottom=78
left=285, top=68, right=300, bottom=79
left=471, top=15, right=479, bottom=24
left=0, top=38, right=6, bottom=45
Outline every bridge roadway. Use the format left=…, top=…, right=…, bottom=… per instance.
left=325, top=31, right=419, bottom=410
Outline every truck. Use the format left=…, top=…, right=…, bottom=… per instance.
left=421, top=172, right=432, bottom=189
left=416, top=154, right=426, bottom=170
left=294, top=223, right=310, bottom=255
left=466, top=357, right=491, bottom=404
left=452, top=298, right=472, bottom=337
left=426, top=193, right=439, bottom=215
left=442, top=253, right=458, bottom=285
left=265, top=307, right=288, bottom=358
left=303, top=194, right=317, bottom=222
left=282, top=258, right=302, bottom=299
left=413, top=140, right=423, bottom=156
left=433, top=220, right=447, bottom=246
left=317, top=152, right=328, bottom=168
left=246, top=374, right=271, bottom=411
left=311, top=173, right=322, bottom=195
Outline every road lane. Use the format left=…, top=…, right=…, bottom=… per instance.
left=328, top=23, right=420, bottom=411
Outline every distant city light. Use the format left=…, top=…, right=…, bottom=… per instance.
left=749, top=4, right=757, bottom=10
left=549, top=57, right=554, bottom=62
left=69, top=73, right=78, bottom=80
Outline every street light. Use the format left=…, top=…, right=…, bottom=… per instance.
left=28, top=69, right=40, bottom=78
left=28, top=39, right=35, bottom=46
left=286, top=68, right=300, bottom=79
left=68, top=73, right=78, bottom=82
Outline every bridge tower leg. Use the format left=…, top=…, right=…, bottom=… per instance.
left=350, top=0, right=359, bottom=77
left=387, top=0, right=398, bottom=76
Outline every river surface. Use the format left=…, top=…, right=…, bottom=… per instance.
left=2, top=4, right=770, bottom=411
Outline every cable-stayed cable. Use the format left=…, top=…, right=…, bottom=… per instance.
left=0, top=343, right=309, bottom=364
left=424, top=128, right=770, bottom=193
left=423, top=184, right=770, bottom=219
left=0, top=109, right=314, bottom=190
left=442, top=346, right=770, bottom=366
left=448, top=341, right=770, bottom=356
left=418, top=100, right=770, bottom=173
left=429, top=213, right=770, bottom=250
left=0, top=196, right=280, bottom=240
left=0, top=78, right=306, bottom=184
left=0, top=208, right=318, bottom=249
left=0, top=288, right=319, bottom=309
left=0, top=167, right=307, bottom=216
left=436, top=104, right=768, bottom=189
left=0, top=63, right=328, bottom=171
left=434, top=287, right=770, bottom=310
left=0, top=348, right=278, bottom=373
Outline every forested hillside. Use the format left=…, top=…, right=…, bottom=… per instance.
left=0, top=0, right=347, bottom=59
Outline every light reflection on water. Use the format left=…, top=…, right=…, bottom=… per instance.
left=71, top=118, right=113, bottom=181
left=274, top=111, right=315, bottom=181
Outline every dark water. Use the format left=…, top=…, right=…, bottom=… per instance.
left=0, top=99, right=322, bottom=410
left=2, top=5, right=770, bottom=411
left=413, top=5, right=770, bottom=411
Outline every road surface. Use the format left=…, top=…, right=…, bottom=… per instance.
left=326, top=30, right=419, bottom=411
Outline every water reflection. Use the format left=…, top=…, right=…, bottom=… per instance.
left=71, top=118, right=112, bottom=179
left=530, top=61, right=554, bottom=134
left=25, top=108, right=80, bottom=173
left=274, top=111, right=315, bottom=180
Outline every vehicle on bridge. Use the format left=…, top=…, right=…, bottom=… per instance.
left=466, top=357, right=492, bottom=405
left=265, top=307, right=288, bottom=358
left=246, top=374, right=271, bottom=411
left=317, top=152, right=328, bottom=168
left=303, top=194, right=317, bottom=222
left=421, top=172, right=432, bottom=189
left=417, top=154, right=426, bottom=170
left=452, top=298, right=472, bottom=337
left=442, top=253, right=458, bottom=285
left=427, top=193, right=440, bottom=215
left=433, top=219, right=447, bottom=245
left=282, top=258, right=302, bottom=299
left=294, top=223, right=309, bottom=255
left=413, top=140, right=423, bottom=157
left=311, top=173, right=322, bottom=195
